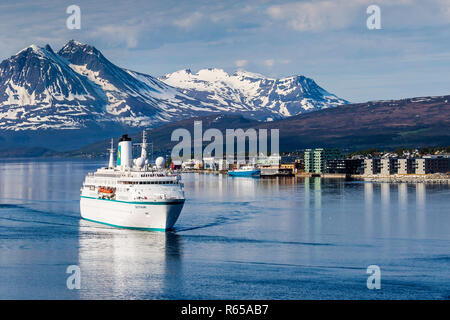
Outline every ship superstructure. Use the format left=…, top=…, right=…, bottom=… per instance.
left=80, top=132, right=185, bottom=231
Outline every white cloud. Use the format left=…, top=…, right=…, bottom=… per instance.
left=267, top=1, right=357, bottom=32
left=266, top=0, right=450, bottom=32
left=91, top=25, right=140, bottom=48
left=235, top=59, right=248, bottom=67
left=174, top=12, right=203, bottom=28
left=264, top=59, right=274, bottom=67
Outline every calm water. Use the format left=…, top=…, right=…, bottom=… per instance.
left=0, top=159, right=449, bottom=299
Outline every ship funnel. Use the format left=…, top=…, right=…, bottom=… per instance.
left=117, top=134, right=132, bottom=169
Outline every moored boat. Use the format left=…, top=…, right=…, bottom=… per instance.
left=228, top=164, right=261, bottom=177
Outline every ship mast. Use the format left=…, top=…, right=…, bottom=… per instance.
left=141, top=130, right=147, bottom=160
left=133, top=130, right=148, bottom=169
left=108, top=138, right=115, bottom=168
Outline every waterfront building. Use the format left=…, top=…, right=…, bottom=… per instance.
left=304, top=148, right=341, bottom=173
left=257, top=154, right=281, bottom=167
left=363, top=159, right=381, bottom=175
left=218, top=159, right=232, bottom=171
left=381, top=158, right=398, bottom=175
left=295, top=158, right=304, bottom=173
left=182, top=159, right=203, bottom=170
left=182, top=159, right=195, bottom=170
left=326, top=159, right=365, bottom=174
left=304, top=149, right=313, bottom=173
left=397, top=158, right=415, bottom=174
left=203, top=157, right=217, bottom=170
left=415, top=157, right=450, bottom=174
left=363, top=156, right=449, bottom=175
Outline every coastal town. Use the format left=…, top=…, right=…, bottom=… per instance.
left=171, top=147, right=450, bottom=183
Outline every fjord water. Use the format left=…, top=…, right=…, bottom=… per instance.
left=0, top=159, right=449, bottom=299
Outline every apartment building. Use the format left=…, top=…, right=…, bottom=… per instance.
left=380, top=158, right=398, bottom=175
left=326, top=159, right=365, bottom=174
left=415, top=157, right=450, bottom=174
left=397, top=158, right=415, bottom=174
left=304, top=148, right=341, bottom=173
left=363, top=159, right=381, bottom=175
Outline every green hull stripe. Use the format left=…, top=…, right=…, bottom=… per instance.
left=80, top=196, right=185, bottom=205
left=82, top=217, right=168, bottom=232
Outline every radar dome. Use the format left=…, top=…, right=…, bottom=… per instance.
left=155, top=157, right=165, bottom=168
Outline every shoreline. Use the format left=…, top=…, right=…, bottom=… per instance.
left=184, top=170, right=450, bottom=183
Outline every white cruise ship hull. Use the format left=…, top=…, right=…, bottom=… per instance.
left=80, top=196, right=185, bottom=231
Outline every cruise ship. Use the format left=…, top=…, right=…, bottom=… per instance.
left=80, top=132, right=185, bottom=231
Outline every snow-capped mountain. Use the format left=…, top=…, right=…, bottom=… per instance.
left=0, top=40, right=213, bottom=131
left=57, top=41, right=219, bottom=127
left=0, top=44, right=106, bottom=130
left=0, top=41, right=348, bottom=149
left=159, top=68, right=348, bottom=120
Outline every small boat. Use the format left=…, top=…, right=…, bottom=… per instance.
left=228, top=164, right=260, bottom=177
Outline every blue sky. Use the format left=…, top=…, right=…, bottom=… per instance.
left=0, top=0, right=449, bottom=103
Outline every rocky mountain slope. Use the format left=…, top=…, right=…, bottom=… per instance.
left=62, top=95, right=450, bottom=157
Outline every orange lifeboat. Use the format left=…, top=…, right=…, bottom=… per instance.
left=98, top=187, right=114, bottom=194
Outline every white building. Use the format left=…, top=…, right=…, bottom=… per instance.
left=218, top=159, right=232, bottom=171
left=257, top=154, right=281, bottom=167
left=380, top=158, right=398, bottom=175
left=182, top=159, right=203, bottom=170
left=363, top=159, right=381, bottom=175
left=397, top=158, right=415, bottom=174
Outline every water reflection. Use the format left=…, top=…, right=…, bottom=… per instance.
left=78, top=220, right=182, bottom=299
left=313, top=178, right=322, bottom=237
left=398, top=183, right=408, bottom=237
left=0, top=160, right=102, bottom=215
left=416, top=183, right=426, bottom=239
left=380, top=183, right=391, bottom=237
left=364, top=183, right=374, bottom=237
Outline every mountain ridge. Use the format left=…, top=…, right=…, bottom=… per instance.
left=159, top=67, right=347, bottom=119
left=58, top=94, right=450, bottom=158
left=0, top=41, right=348, bottom=147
